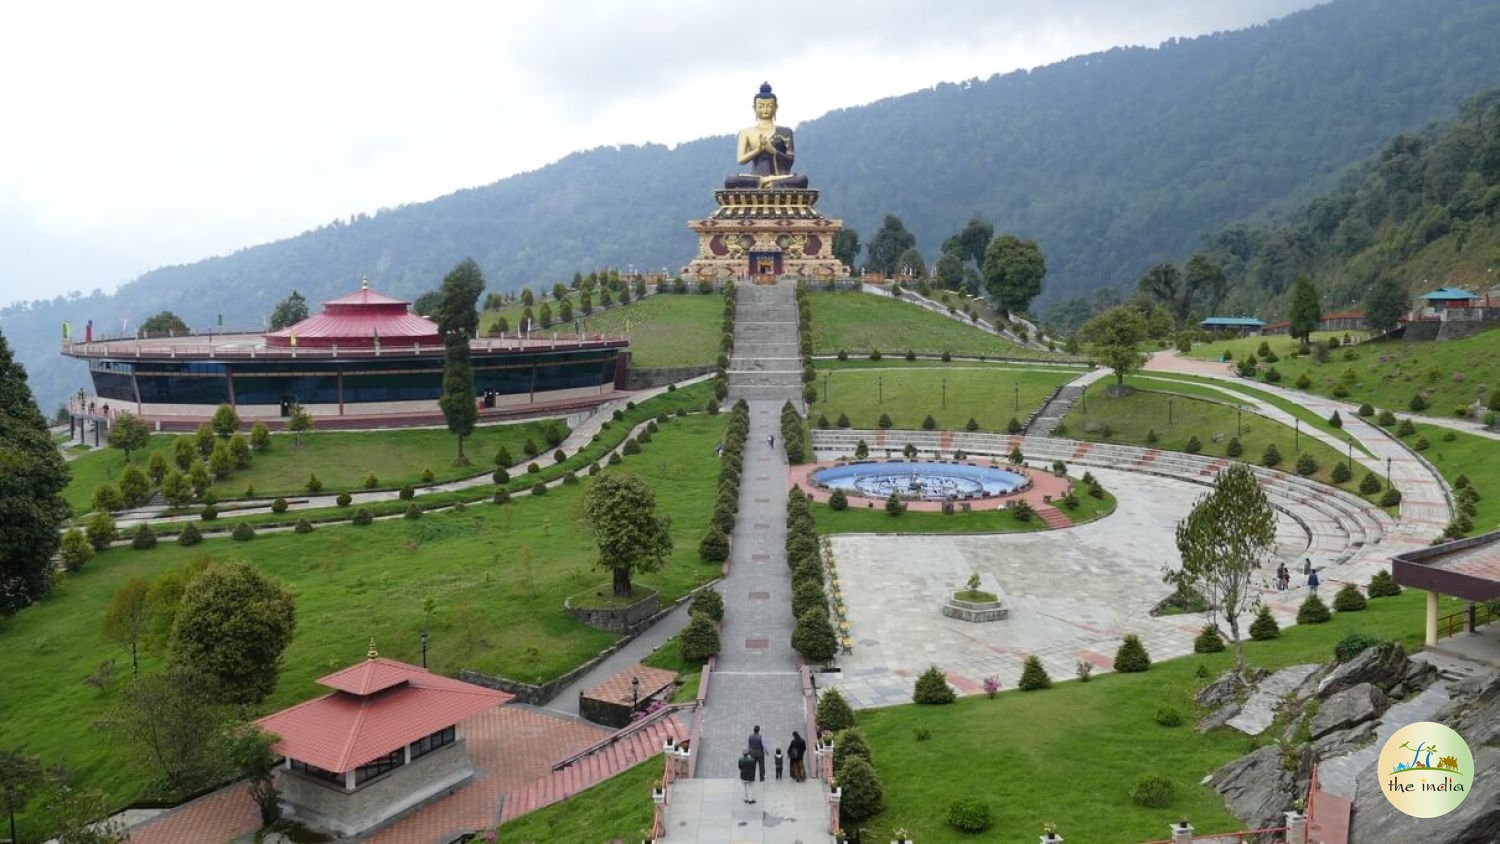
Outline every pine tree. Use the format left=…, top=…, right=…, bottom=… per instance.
left=0, top=329, right=70, bottom=615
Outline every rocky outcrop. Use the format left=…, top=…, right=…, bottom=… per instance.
left=1207, top=744, right=1309, bottom=832
left=1315, top=642, right=1409, bottom=697
left=1310, top=682, right=1385, bottom=739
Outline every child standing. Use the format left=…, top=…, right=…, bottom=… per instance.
left=774, top=747, right=784, bottom=780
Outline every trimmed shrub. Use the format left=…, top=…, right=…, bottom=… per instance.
left=1358, top=403, right=1374, bottom=417
left=1396, top=418, right=1416, bottom=437
left=294, top=518, right=315, bottom=534
left=177, top=522, right=202, bottom=546
left=1297, top=594, right=1331, bottom=624
left=885, top=492, right=905, bottom=517
left=1194, top=624, right=1226, bottom=653
left=1262, top=443, right=1282, bottom=468
left=913, top=665, right=956, bottom=704
left=305, top=473, right=323, bottom=494
left=85, top=512, right=118, bottom=551
left=60, top=529, right=94, bottom=571
left=1380, top=487, right=1402, bottom=507
left=1296, top=453, right=1318, bottom=477
left=131, top=524, right=158, bottom=550
left=1413, top=436, right=1430, bottom=452
left=877, top=413, right=892, bottom=429
left=679, top=612, right=721, bottom=662
left=420, top=466, right=435, bottom=483
left=836, top=757, right=884, bottom=823
left=816, top=687, right=856, bottom=733
left=1018, top=655, right=1052, bottom=690
left=398, top=484, right=415, bottom=500
left=1328, top=410, right=1343, bottom=428
left=1264, top=366, right=1282, bottom=383
left=404, top=503, right=422, bottom=519
left=1334, top=632, right=1386, bottom=662
left=921, top=413, right=937, bottom=430
left=231, top=521, right=256, bottom=541
left=792, top=580, right=827, bottom=621
left=1185, top=435, right=1202, bottom=454
left=1226, top=437, right=1243, bottom=458
left=945, top=796, right=992, bottom=833
left=832, top=727, right=874, bottom=771
left=698, top=523, right=729, bottom=562
left=793, top=607, right=838, bottom=662
left=1114, top=634, right=1151, bottom=672
left=1331, top=462, right=1352, bottom=484
left=688, top=588, right=724, bottom=622
left=1295, top=373, right=1313, bottom=390
left=492, top=468, right=510, bottom=485
left=1376, top=409, right=1397, bottom=426
left=1332, top=583, right=1367, bottom=612
left=1130, top=773, right=1175, bottom=808
left=1249, top=605, right=1281, bottom=640
left=1368, top=569, right=1402, bottom=598
left=828, top=488, right=849, bottom=511
left=1155, top=706, right=1184, bottom=727
left=1408, top=392, right=1428, bottom=412
left=1006, top=416, right=1023, bottom=435
left=271, top=497, right=288, bottom=513
left=199, top=505, right=218, bottom=521
left=351, top=508, right=373, bottom=526
left=531, top=481, right=548, bottom=496
left=1359, top=472, right=1382, bottom=494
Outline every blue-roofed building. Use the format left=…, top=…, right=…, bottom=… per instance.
left=1199, top=316, right=1267, bottom=337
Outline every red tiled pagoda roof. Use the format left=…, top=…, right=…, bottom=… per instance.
left=254, top=658, right=512, bottom=773
left=265, top=281, right=441, bottom=348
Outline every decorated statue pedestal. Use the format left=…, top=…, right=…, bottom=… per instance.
left=683, top=82, right=850, bottom=282
left=686, top=190, right=847, bottom=281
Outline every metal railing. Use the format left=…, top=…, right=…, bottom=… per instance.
left=1438, top=602, right=1499, bottom=638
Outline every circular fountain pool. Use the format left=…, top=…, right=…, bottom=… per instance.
left=811, top=461, right=1029, bottom=501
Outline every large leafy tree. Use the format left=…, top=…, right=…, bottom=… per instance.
left=893, top=247, right=926, bottom=280
left=582, top=473, right=672, bottom=597
left=935, top=253, right=965, bottom=291
left=866, top=215, right=915, bottom=276
left=1079, top=306, right=1150, bottom=385
left=942, top=216, right=993, bottom=267
left=139, top=311, right=190, bottom=335
left=169, top=561, right=296, bottom=705
left=0, top=329, right=70, bottom=616
left=106, top=412, right=150, bottom=462
left=268, top=290, right=310, bottom=330
left=1287, top=274, right=1321, bottom=343
left=98, top=665, right=231, bottom=798
left=1170, top=464, right=1276, bottom=675
left=981, top=234, right=1046, bottom=317
left=102, top=577, right=152, bottom=679
left=435, top=259, right=484, bottom=464
left=1363, top=275, right=1409, bottom=334
left=1183, top=253, right=1228, bottom=319
left=831, top=228, right=861, bottom=270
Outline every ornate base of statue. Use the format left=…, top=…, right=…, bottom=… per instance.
left=683, top=82, right=851, bottom=282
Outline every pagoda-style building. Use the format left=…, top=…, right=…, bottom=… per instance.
left=685, top=83, right=850, bottom=282
left=265, top=281, right=441, bottom=349
left=255, top=646, right=512, bottom=837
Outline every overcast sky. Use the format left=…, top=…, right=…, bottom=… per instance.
left=0, top=0, right=1323, bottom=308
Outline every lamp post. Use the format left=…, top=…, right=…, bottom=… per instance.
left=1168, top=395, right=1174, bottom=425
left=1014, top=383, right=1020, bottom=411
left=1386, top=456, right=1392, bottom=487
left=824, top=372, right=829, bottom=403
left=942, top=378, right=947, bottom=408
left=1081, top=386, right=1087, bottom=413
left=1236, top=405, right=1242, bottom=437
left=631, top=675, right=640, bottom=711
left=1347, top=437, right=1353, bottom=472
left=1294, top=418, right=1299, bottom=452
left=878, top=377, right=883, bottom=405
left=420, top=629, right=429, bottom=669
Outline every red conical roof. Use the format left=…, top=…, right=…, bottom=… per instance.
left=265, top=280, right=440, bottom=348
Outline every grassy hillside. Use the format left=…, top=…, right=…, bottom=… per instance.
left=811, top=364, right=1076, bottom=431
left=808, top=292, right=1066, bottom=360
left=1, top=414, right=724, bottom=824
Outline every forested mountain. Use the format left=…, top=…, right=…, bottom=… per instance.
left=6, top=0, right=1500, bottom=413
left=1047, top=89, right=1500, bottom=333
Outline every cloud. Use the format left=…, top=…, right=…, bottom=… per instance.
left=0, top=0, right=1322, bottom=306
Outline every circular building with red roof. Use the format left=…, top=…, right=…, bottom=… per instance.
left=62, top=281, right=629, bottom=432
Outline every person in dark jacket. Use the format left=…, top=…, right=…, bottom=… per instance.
left=747, top=725, right=767, bottom=781
left=738, top=748, right=757, bottom=803
left=787, top=731, right=807, bottom=782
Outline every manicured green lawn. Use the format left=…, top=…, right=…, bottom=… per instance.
left=1381, top=418, right=1500, bottom=533
left=579, top=293, right=724, bottom=368
left=63, top=421, right=559, bottom=513
left=1, top=414, right=725, bottom=819
left=1132, top=372, right=1376, bottom=459
left=810, top=366, right=1076, bottom=432
left=808, top=292, right=1068, bottom=360
left=1185, top=331, right=1500, bottom=419
left=853, top=587, right=1462, bottom=842
left=1062, top=380, right=1383, bottom=507
left=812, top=485, right=1116, bottom=534
left=497, top=754, right=658, bottom=843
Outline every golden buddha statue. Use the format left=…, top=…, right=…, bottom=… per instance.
left=724, top=82, right=810, bottom=189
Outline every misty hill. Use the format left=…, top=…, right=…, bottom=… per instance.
left=7, top=0, right=1500, bottom=413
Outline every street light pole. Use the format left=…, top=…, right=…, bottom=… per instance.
left=1295, top=418, right=1299, bottom=452
left=1347, top=437, right=1353, bottom=471
left=631, top=675, right=640, bottom=712
left=824, top=372, right=829, bottom=403
left=1168, top=396, right=1173, bottom=425
left=942, top=378, right=947, bottom=408
left=1386, top=456, right=1392, bottom=487
left=1237, top=405, right=1242, bottom=437
left=878, top=377, right=883, bottom=405
left=420, top=629, right=429, bottom=669
left=1014, top=383, right=1019, bottom=411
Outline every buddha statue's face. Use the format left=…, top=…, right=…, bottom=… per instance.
left=754, top=97, right=777, bottom=120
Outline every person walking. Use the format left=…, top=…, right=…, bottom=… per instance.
left=1307, top=568, right=1320, bottom=596
left=748, top=725, right=767, bottom=781
left=787, top=731, right=807, bottom=782
left=738, top=748, right=757, bottom=804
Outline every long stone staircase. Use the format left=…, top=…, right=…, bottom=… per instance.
left=728, top=281, right=803, bottom=404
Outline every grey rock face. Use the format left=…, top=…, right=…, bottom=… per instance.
left=1207, top=744, right=1303, bottom=831
left=1317, top=642, right=1408, bottom=698
left=1310, top=682, right=1385, bottom=739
